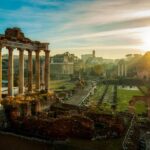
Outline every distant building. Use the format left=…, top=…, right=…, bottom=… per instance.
left=102, top=59, right=114, bottom=64
left=81, top=50, right=114, bottom=65
left=81, top=50, right=95, bottom=63
left=74, top=59, right=84, bottom=72
left=50, top=52, right=78, bottom=79
left=81, top=54, right=93, bottom=63
left=137, top=70, right=150, bottom=80
left=86, top=57, right=103, bottom=65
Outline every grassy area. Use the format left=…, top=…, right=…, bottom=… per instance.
left=88, top=84, right=147, bottom=114
left=88, top=84, right=113, bottom=112
left=135, top=101, right=147, bottom=114
left=117, top=88, right=144, bottom=113
left=49, top=80, right=147, bottom=114
left=88, top=85, right=104, bottom=105
left=50, top=80, right=75, bottom=91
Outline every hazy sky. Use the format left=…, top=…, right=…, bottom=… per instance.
left=0, top=0, right=150, bottom=58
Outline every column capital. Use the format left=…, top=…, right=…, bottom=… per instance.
left=7, top=46, right=14, bottom=51
left=44, top=50, right=50, bottom=53
left=17, top=48, right=24, bottom=52
left=26, top=49, right=32, bottom=53
left=35, top=49, right=41, bottom=54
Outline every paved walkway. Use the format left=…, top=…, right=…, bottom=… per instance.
left=122, top=114, right=135, bottom=150
left=66, top=84, right=92, bottom=106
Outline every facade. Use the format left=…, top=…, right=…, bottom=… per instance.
left=81, top=50, right=95, bottom=63
left=74, top=59, right=85, bottom=73
left=82, top=50, right=114, bottom=65
left=0, top=27, right=50, bottom=99
left=50, top=52, right=76, bottom=79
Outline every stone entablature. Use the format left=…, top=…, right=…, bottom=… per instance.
left=0, top=27, right=49, bottom=51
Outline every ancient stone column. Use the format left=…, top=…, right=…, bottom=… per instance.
left=35, top=50, right=40, bottom=91
left=41, top=61, right=45, bottom=89
left=18, top=49, right=24, bottom=95
left=28, top=50, right=32, bottom=92
left=44, top=50, right=50, bottom=91
left=0, top=45, right=2, bottom=100
left=8, top=47, right=14, bottom=96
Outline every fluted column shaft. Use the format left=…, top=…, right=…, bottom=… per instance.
left=28, top=50, right=32, bottom=92
left=8, top=47, right=14, bottom=96
left=18, top=49, right=24, bottom=94
left=44, top=50, right=50, bottom=91
left=35, top=50, right=40, bottom=91
left=0, top=45, right=2, bottom=100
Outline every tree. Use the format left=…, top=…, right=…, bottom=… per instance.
left=92, top=65, right=104, bottom=76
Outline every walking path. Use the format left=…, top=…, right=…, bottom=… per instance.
left=66, top=83, right=93, bottom=106
left=122, top=114, right=136, bottom=150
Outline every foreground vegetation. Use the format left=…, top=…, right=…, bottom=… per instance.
left=51, top=79, right=147, bottom=115
left=88, top=84, right=146, bottom=114
left=117, top=87, right=145, bottom=113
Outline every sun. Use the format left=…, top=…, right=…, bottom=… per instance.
left=139, top=28, right=150, bottom=51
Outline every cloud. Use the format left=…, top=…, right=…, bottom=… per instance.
left=51, top=26, right=149, bottom=43
left=19, top=0, right=62, bottom=6
left=59, top=0, right=150, bottom=31
left=0, top=0, right=150, bottom=58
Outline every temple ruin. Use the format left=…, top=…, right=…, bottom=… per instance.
left=0, top=27, right=50, bottom=99
left=117, top=60, right=127, bottom=77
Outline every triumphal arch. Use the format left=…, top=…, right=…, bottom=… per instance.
left=0, top=27, right=50, bottom=99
